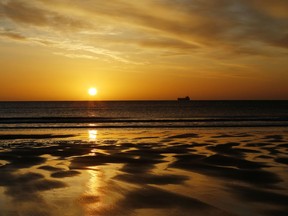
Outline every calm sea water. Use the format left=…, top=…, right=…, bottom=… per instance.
left=0, top=101, right=288, bottom=128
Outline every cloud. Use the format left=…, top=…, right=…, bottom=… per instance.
left=248, top=0, right=288, bottom=18
left=0, top=30, right=26, bottom=40
left=0, top=0, right=288, bottom=63
left=53, top=52, right=98, bottom=60
left=138, top=38, right=199, bottom=51
left=0, top=0, right=90, bottom=30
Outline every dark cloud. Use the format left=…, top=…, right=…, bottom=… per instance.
left=69, top=0, right=288, bottom=53
left=270, top=34, right=288, bottom=49
left=138, top=38, right=199, bottom=51
left=0, top=31, right=26, bottom=40
left=248, top=0, right=288, bottom=18
left=0, top=0, right=91, bottom=31
left=153, top=0, right=288, bottom=51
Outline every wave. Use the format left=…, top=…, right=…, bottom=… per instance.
left=0, top=116, right=288, bottom=129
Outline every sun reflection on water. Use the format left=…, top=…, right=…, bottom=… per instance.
left=88, top=129, right=97, bottom=142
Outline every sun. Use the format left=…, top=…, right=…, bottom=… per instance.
left=88, top=87, right=97, bottom=96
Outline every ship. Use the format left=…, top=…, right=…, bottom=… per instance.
left=177, top=96, right=190, bottom=101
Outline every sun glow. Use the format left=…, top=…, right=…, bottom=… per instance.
left=88, top=87, right=97, bottom=96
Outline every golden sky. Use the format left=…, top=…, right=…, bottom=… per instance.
left=1, top=0, right=288, bottom=100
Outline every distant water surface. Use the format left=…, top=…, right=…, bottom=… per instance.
left=0, top=101, right=288, bottom=128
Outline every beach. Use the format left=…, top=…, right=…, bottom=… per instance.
left=1, top=0, right=288, bottom=214
left=1, top=127, right=288, bottom=216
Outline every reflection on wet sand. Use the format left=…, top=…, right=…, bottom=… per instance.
left=0, top=128, right=288, bottom=216
left=80, top=167, right=101, bottom=213
left=88, top=130, right=97, bottom=142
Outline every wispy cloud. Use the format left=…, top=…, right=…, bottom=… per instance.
left=0, top=29, right=26, bottom=40
left=1, top=0, right=288, bottom=64
left=53, top=52, right=97, bottom=60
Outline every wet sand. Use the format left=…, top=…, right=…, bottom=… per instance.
left=0, top=128, right=288, bottom=216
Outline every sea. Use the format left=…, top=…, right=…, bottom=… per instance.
left=0, top=100, right=288, bottom=129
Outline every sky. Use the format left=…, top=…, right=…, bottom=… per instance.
left=0, top=0, right=288, bottom=100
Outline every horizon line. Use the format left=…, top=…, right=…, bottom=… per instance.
left=0, top=99, right=288, bottom=102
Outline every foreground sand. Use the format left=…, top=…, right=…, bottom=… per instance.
left=0, top=128, right=288, bottom=216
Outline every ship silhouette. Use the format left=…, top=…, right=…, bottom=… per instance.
left=177, top=96, right=190, bottom=101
